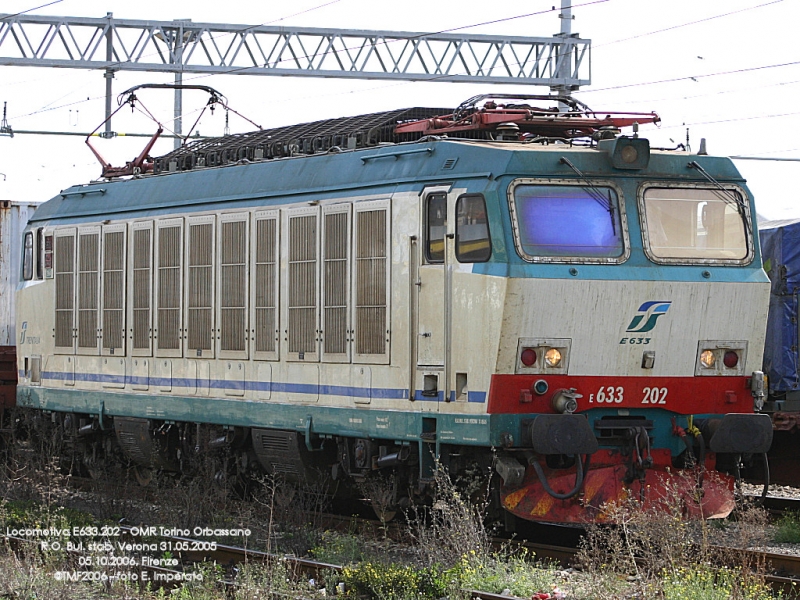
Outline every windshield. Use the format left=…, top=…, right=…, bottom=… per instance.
left=641, top=187, right=750, bottom=262
left=511, top=183, right=625, bottom=261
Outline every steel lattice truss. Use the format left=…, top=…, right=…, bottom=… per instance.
left=0, top=14, right=591, bottom=86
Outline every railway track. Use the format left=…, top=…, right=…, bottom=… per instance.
left=758, top=495, right=800, bottom=515
left=149, top=536, right=800, bottom=597
left=3, top=520, right=800, bottom=597
left=117, top=526, right=800, bottom=596
left=5, top=471, right=800, bottom=597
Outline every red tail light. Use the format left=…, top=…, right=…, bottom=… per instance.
left=723, top=351, right=739, bottom=369
left=521, top=348, right=537, bottom=367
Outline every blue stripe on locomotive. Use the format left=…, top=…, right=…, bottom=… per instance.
left=29, top=139, right=766, bottom=284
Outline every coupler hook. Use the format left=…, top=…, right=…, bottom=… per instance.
left=530, top=454, right=591, bottom=500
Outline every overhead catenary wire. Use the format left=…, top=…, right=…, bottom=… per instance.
left=8, top=0, right=782, bottom=119
left=10, top=129, right=204, bottom=139
left=582, top=60, right=800, bottom=94
left=4, top=0, right=799, bottom=144
left=176, top=0, right=609, bottom=85
left=593, top=0, right=785, bottom=49
left=5, top=0, right=600, bottom=129
left=4, top=0, right=345, bottom=122
left=597, top=78, right=800, bottom=108
left=12, top=95, right=104, bottom=120
left=648, top=109, right=800, bottom=131
left=732, top=156, right=800, bottom=162
left=0, top=0, right=63, bottom=21
left=221, top=0, right=791, bottom=115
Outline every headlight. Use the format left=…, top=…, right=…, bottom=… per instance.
left=700, top=350, right=716, bottom=369
left=545, top=348, right=562, bottom=367
left=696, top=342, right=747, bottom=376
left=516, top=338, right=571, bottom=374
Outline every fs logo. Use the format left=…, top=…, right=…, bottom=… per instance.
left=626, top=301, right=671, bottom=333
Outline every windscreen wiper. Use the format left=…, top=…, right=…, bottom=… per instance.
left=560, top=157, right=617, bottom=235
left=687, top=160, right=751, bottom=234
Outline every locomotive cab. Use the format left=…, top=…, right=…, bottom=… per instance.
left=484, top=137, right=772, bottom=521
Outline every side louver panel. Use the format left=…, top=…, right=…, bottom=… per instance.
left=353, top=200, right=390, bottom=364
left=253, top=211, right=279, bottom=360
left=219, top=214, right=248, bottom=358
left=131, top=222, right=153, bottom=356
left=322, top=205, right=350, bottom=363
left=156, top=219, right=183, bottom=357
left=186, top=216, right=215, bottom=357
left=77, top=227, right=100, bottom=354
left=54, top=229, right=76, bottom=352
left=286, top=208, right=319, bottom=362
left=102, top=226, right=126, bottom=354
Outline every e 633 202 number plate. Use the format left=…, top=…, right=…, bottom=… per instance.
left=588, top=386, right=668, bottom=405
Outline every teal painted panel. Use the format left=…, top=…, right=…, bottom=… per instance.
left=30, top=141, right=503, bottom=225
left=17, top=386, right=495, bottom=446
left=436, top=414, right=493, bottom=445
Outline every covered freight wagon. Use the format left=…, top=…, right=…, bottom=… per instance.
left=760, top=218, right=800, bottom=412
left=0, top=201, right=38, bottom=422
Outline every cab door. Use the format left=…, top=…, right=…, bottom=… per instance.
left=415, top=189, right=450, bottom=400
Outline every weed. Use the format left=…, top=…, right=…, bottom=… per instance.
left=407, top=462, right=492, bottom=569
left=334, top=561, right=452, bottom=600
left=311, top=530, right=367, bottom=564
left=455, top=549, right=562, bottom=598
left=358, top=473, right=397, bottom=535
left=234, top=560, right=324, bottom=599
left=2, top=499, right=97, bottom=531
left=253, top=473, right=331, bottom=556
left=576, top=472, right=775, bottom=600
left=774, top=511, right=800, bottom=544
left=662, top=564, right=774, bottom=600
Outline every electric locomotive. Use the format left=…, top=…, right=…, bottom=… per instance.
left=15, top=94, right=772, bottom=523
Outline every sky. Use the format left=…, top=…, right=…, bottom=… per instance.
left=1, top=0, right=799, bottom=221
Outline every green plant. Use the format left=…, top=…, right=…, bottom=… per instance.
left=774, top=511, right=800, bottom=544
left=164, top=562, right=226, bottom=600
left=337, top=561, right=453, bottom=600
left=0, top=499, right=103, bottom=550
left=407, top=462, right=492, bottom=569
left=573, top=473, right=777, bottom=600
left=662, top=565, right=775, bottom=600
left=311, top=530, right=367, bottom=565
left=455, top=550, right=562, bottom=598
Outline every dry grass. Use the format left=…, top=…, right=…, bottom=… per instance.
left=0, top=415, right=781, bottom=600
left=575, top=473, right=775, bottom=600
left=406, top=462, right=492, bottom=569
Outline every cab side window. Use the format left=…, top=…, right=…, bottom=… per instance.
left=425, top=193, right=447, bottom=263
left=455, top=194, right=491, bottom=262
left=22, top=231, right=33, bottom=280
left=36, top=228, right=44, bottom=279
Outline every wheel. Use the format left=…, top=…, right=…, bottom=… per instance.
left=81, top=453, right=107, bottom=480
left=371, top=500, right=397, bottom=523
left=134, top=466, right=153, bottom=487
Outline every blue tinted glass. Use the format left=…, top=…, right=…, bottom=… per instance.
left=514, top=185, right=623, bottom=258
